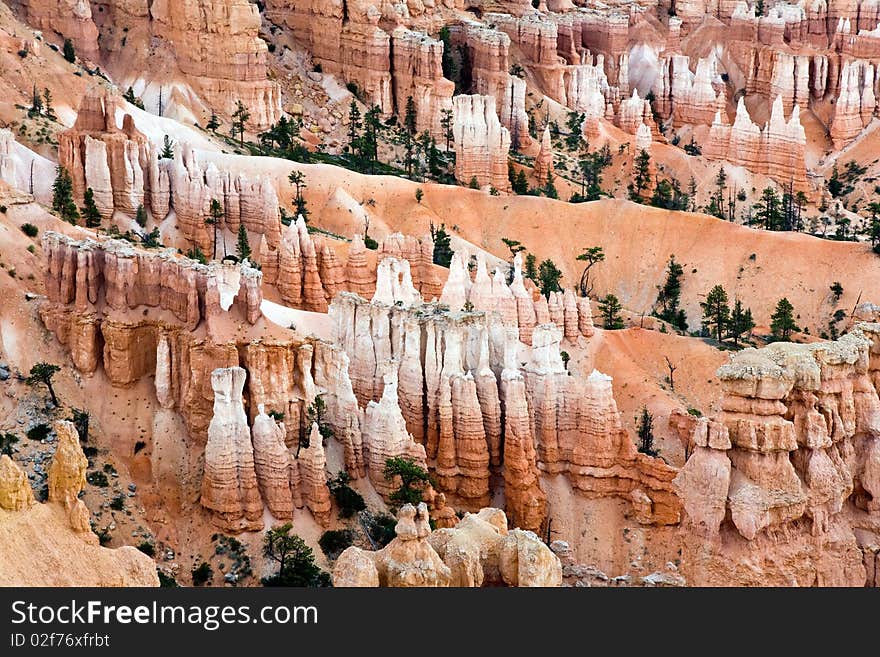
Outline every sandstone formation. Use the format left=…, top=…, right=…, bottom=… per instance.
left=333, top=504, right=561, bottom=587
left=47, top=420, right=88, bottom=508
left=674, top=326, right=880, bottom=586
left=298, top=423, right=333, bottom=526
left=11, top=0, right=99, bottom=60
left=704, top=96, right=808, bottom=192
left=652, top=54, right=726, bottom=128
left=251, top=404, right=294, bottom=520
left=453, top=94, right=511, bottom=191
left=201, top=367, right=264, bottom=532
left=59, top=90, right=150, bottom=218
left=0, top=455, right=34, bottom=511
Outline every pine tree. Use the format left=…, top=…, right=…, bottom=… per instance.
left=81, top=187, right=102, bottom=228
left=63, top=38, right=76, bottom=64
left=123, top=87, right=144, bottom=110
left=363, top=105, right=382, bottom=171
left=631, top=149, right=651, bottom=202
left=537, top=259, right=563, bottom=298
left=524, top=253, right=538, bottom=282
left=655, top=255, right=686, bottom=329
left=770, top=297, right=800, bottom=341
left=599, top=294, right=625, bottom=329
left=206, top=110, right=220, bottom=132
left=431, top=223, right=453, bottom=268
left=43, top=89, right=56, bottom=121
left=236, top=224, right=252, bottom=261
left=440, top=108, right=454, bottom=152
left=28, top=84, right=42, bottom=118
left=231, top=100, right=250, bottom=147
left=700, top=285, right=730, bottom=342
left=755, top=186, right=782, bottom=230
left=512, top=169, right=529, bottom=195
left=727, top=299, right=755, bottom=346
left=576, top=246, right=605, bottom=297
left=135, top=204, right=148, bottom=228
left=347, top=100, right=363, bottom=157
left=205, top=199, right=224, bottom=260
left=543, top=172, right=559, bottom=199
left=288, top=170, right=309, bottom=220
left=160, top=135, right=175, bottom=159
left=52, top=166, right=79, bottom=224
left=404, top=96, right=418, bottom=177
left=636, top=407, right=657, bottom=456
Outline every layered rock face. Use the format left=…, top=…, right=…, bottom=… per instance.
left=59, top=91, right=283, bottom=247
left=704, top=96, right=808, bottom=192
left=10, top=0, right=99, bottom=60
left=652, top=54, right=726, bottom=128
left=201, top=367, right=264, bottom=532
left=453, top=95, right=511, bottom=190
left=0, top=429, right=159, bottom=586
left=58, top=91, right=151, bottom=217
left=260, top=220, right=442, bottom=311
left=332, top=255, right=671, bottom=531
left=391, top=28, right=455, bottom=136
left=153, top=145, right=282, bottom=256
left=333, top=504, right=562, bottom=587
left=674, top=326, right=880, bottom=586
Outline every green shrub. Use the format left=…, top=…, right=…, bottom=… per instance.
left=158, top=570, right=178, bottom=587
left=86, top=471, right=109, bottom=487
left=327, top=471, right=366, bottom=518
left=318, top=529, right=355, bottom=559
left=20, top=223, right=38, bottom=237
left=137, top=541, right=156, bottom=557
left=109, top=494, right=125, bottom=511
left=26, top=423, right=51, bottom=441
left=363, top=512, right=397, bottom=548
left=261, top=523, right=330, bottom=587
left=191, top=561, right=213, bottom=586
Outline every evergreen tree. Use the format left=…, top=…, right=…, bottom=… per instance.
left=468, top=176, right=480, bottom=189
left=630, top=149, right=651, bottom=202
left=524, top=253, right=538, bottom=282
left=288, top=170, right=308, bottom=220
left=543, top=172, right=559, bottom=199
left=205, top=199, right=224, bottom=260
left=135, top=204, right=148, bottom=228
left=770, top=297, right=800, bottom=340
left=706, top=167, right=727, bottom=219
left=440, top=108, right=454, bottom=152
left=123, top=87, right=144, bottom=110
left=700, top=285, right=730, bottom=342
left=63, top=38, right=76, bottom=64
left=754, top=186, right=782, bottom=230
left=576, top=246, right=605, bottom=297
left=160, top=135, right=175, bottom=159
left=512, top=169, right=529, bottom=195
left=636, top=407, right=657, bottom=456
left=28, top=84, right=42, bottom=118
left=431, top=223, right=453, bottom=268
left=361, top=105, right=383, bottom=171
left=26, top=362, right=61, bottom=407
left=42, top=88, right=56, bottom=121
left=868, top=201, right=880, bottom=247
left=655, top=255, right=687, bottom=329
left=206, top=110, right=220, bottom=132
left=52, top=166, right=79, bottom=224
left=231, top=100, right=250, bottom=147
left=828, top=163, right=843, bottom=197
left=236, top=224, right=252, bottom=261
left=537, top=259, right=563, bottom=298
left=727, top=299, right=755, bottom=346
left=81, top=187, right=102, bottom=228
left=599, top=294, right=625, bottom=329
left=262, top=524, right=330, bottom=587
left=403, top=96, right=417, bottom=177
left=347, top=100, right=363, bottom=157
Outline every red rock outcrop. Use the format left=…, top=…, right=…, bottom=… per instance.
left=298, top=423, right=332, bottom=526
left=533, top=125, right=554, bottom=184
left=391, top=28, right=455, bottom=137
left=59, top=90, right=150, bottom=218
left=11, top=0, right=99, bottom=60
left=201, top=367, right=264, bottom=532
left=333, top=504, right=562, bottom=587
left=251, top=404, right=294, bottom=520
left=704, top=96, right=808, bottom=192
left=453, top=94, right=511, bottom=191
left=652, top=54, right=726, bottom=128
left=0, top=456, right=34, bottom=512
left=674, top=326, right=880, bottom=586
